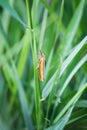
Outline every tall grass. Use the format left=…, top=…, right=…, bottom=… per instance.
left=0, top=0, right=87, bottom=130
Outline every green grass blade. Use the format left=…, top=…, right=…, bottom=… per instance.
left=67, top=113, right=87, bottom=125
left=76, top=100, right=87, bottom=108
left=8, top=31, right=31, bottom=112
left=53, top=83, right=87, bottom=124
left=54, top=0, right=85, bottom=60
left=0, top=0, right=26, bottom=27
left=39, top=9, right=48, bottom=51
left=42, top=58, right=61, bottom=99
left=42, top=71, right=57, bottom=100
left=42, top=36, right=87, bottom=99
left=26, top=0, right=41, bottom=129
left=17, top=30, right=30, bottom=77
left=2, top=65, right=13, bottom=92
left=45, top=106, right=74, bottom=130
left=32, top=0, right=39, bottom=27
left=12, top=63, right=34, bottom=130
left=40, top=0, right=49, bottom=9
left=60, top=36, right=87, bottom=77
left=0, top=36, right=24, bottom=66
left=54, top=0, right=64, bottom=44
left=67, top=109, right=87, bottom=125
left=59, top=54, right=87, bottom=97
left=43, top=59, right=62, bottom=128
left=0, top=20, right=8, bottom=43
left=32, top=32, right=41, bottom=130
left=44, top=49, right=53, bottom=80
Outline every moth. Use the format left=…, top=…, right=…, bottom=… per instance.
left=38, top=51, right=45, bottom=82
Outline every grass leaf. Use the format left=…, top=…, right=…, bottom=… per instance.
left=60, top=36, right=87, bottom=77
left=12, top=63, right=34, bottom=130
left=76, top=100, right=87, bottom=108
left=45, top=106, right=74, bottom=130
left=0, top=0, right=26, bottom=27
left=53, top=83, right=87, bottom=123
left=54, top=0, right=85, bottom=60
left=59, top=54, right=87, bottom=97
left=42, top=58, right=61, bottom=99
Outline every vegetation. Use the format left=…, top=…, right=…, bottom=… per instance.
left=0, top=0, right=87, bottom=130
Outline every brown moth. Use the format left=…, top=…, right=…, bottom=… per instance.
left=39, top=51, right=45, bottom=82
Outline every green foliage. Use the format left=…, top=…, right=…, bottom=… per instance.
left=0, top=0, right=87, bottom=130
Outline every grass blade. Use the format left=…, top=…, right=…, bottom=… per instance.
left=26, top=0, right=41, bottom=129
left=53, top=83, right=87, bottom=123
left=17, top=31, right=30, bottom=76
left=42, top=36, right=87, bottom=99
left=12, top=63, right=34, bottom=130
left=54, top=0, right=85, bottom=60
left=45, top=106, right=74, bottom=130
left=67, top=113, right=87, bottom=125
left=76, top=100, right=87, bottom=108
left=39, top=9, right=48, bottom=51
left=42, top=58, right=61, bottom=99
left=0, top=0, right=26, bottom=27
left=60, top=36, right=87, bottom=77
left=59, top=54, right=87, bottom=97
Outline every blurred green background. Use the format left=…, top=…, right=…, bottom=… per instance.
left=0, top=0, right=87, bottom=130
